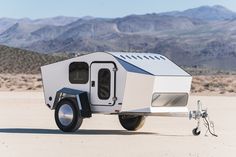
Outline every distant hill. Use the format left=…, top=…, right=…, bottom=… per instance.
left=0, top=18, right=18, bottom=34
left=0, top=45, right=68, bottom=74
left=0, top=16, right=79, bottom=34
left=1, top=5, right=236, bottom=71
left=160, top=5, right=236, bottom=20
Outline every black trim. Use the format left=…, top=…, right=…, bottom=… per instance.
left=90, top=61, right=117, bottom=106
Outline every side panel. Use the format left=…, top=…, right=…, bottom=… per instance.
left=121, top=72, right=155, bottom=111
left=41, top=52, right=127, bottom=114
left=41, top=59, right=77, bottom=109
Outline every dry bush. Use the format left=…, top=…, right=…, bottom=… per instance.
left=0, top=74, right=42, bottom=91
left=192, top=75, right=236, bottom=95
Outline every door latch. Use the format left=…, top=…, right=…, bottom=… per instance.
left=91, top=81, right=95, bottom=87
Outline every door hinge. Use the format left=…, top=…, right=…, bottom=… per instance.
left=112, top=97, right=117, bottom=101
left=112, top=67, right=118, bottom=71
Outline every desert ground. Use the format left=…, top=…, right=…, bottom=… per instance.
left=0, top=74, right=236, bottom=96
left=0, top=92, right=235, bottom=157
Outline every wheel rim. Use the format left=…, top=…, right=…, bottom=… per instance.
left=58, top=104, right=74, bottom=126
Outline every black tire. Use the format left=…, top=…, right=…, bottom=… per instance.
left=55, top=98, right=83, bottom=132
left=192, top=127, right=201, bottom=136
left=118, top=115, right=145, bottom=131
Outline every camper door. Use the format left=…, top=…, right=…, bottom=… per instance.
left=90, top=62, right=116, bottom=106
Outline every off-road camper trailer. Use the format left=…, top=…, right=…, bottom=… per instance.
left=41, top=52, right=214, bottom=135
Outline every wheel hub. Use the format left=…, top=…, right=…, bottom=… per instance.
left=58, top=104, right=73, bottom=126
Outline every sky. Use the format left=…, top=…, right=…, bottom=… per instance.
left=0, top=0, right=236, bottom=19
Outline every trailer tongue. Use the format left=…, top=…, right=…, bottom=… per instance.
left=118, top=100, right=217, bottom=136
left=189, top=100, right=217, bottom=137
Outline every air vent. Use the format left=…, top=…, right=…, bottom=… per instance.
left=154, top=56, right=160, bottom=60
left=160, top=56, right=166, bottom=60
left=126, top=55, right=132, bottom=59
left=131, top=55, right=137, bottom=59
left=149, top=56, right=155, bottom=60
left=143, top=56, right=149, bottom=59
left=137, top=56, right=143, bottom=59
left=120, top=55, right=126, bottom=59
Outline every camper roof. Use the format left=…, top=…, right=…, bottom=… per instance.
left=109, top=52, right=190, bottom=76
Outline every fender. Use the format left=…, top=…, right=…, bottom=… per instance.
left=53, top=88, right=92, bottom=118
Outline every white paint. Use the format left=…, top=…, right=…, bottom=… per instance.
left=153, top=76, right=192, bottom=93
left=41, top=52, right=192, bottom=116
left=110, top=52, right=190, bottom=76
left=121, top=72, right=154, bottom=111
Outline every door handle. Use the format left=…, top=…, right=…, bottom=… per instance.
left=91, top=81, right=95, bottom=87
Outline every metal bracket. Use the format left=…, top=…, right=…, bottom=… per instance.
left=112, top=97, right=117, bottom=101
left=189, top=100, right=208, bottom=120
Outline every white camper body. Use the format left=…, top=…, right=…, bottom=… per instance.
left=41, top=52, right=193, bottom=132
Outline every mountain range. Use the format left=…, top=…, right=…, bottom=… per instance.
left=0, top=5, right=236, bottom=70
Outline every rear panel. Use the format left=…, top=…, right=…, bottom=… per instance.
left=121, top=72, right=155, bottom=111
left=120, top=74, right=192, bottom=114
left=151, top=76, right=192, bottom=107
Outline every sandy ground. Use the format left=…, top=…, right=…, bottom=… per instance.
left=0, top=92, right=235, bottom=157
left=0, top=74, right=236, bottom=97
left=1, top=74, right=236, bottom=96
left=0, top=74, right=42, bottom=91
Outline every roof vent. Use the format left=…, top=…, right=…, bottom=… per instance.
left=160, top=56, right=166, bottom=60
left=137, top=56, right=143, bottom=59
left=126, top=55, right=132, bottom=59
left=131, top=55, right=137, bottom=59
left=143, top=56, right=149, bottom=59
left=154, top=56, right=160, bottom=60
left=120, top=55, right=126, bottom=59
left=149, top=56, right=155, bottom=60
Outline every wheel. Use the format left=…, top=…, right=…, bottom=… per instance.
left=55, top=98, right=83, bottom=132
left=192, top=127, right=201, bottom=136
left=118, top=115, right=145, bottom=131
